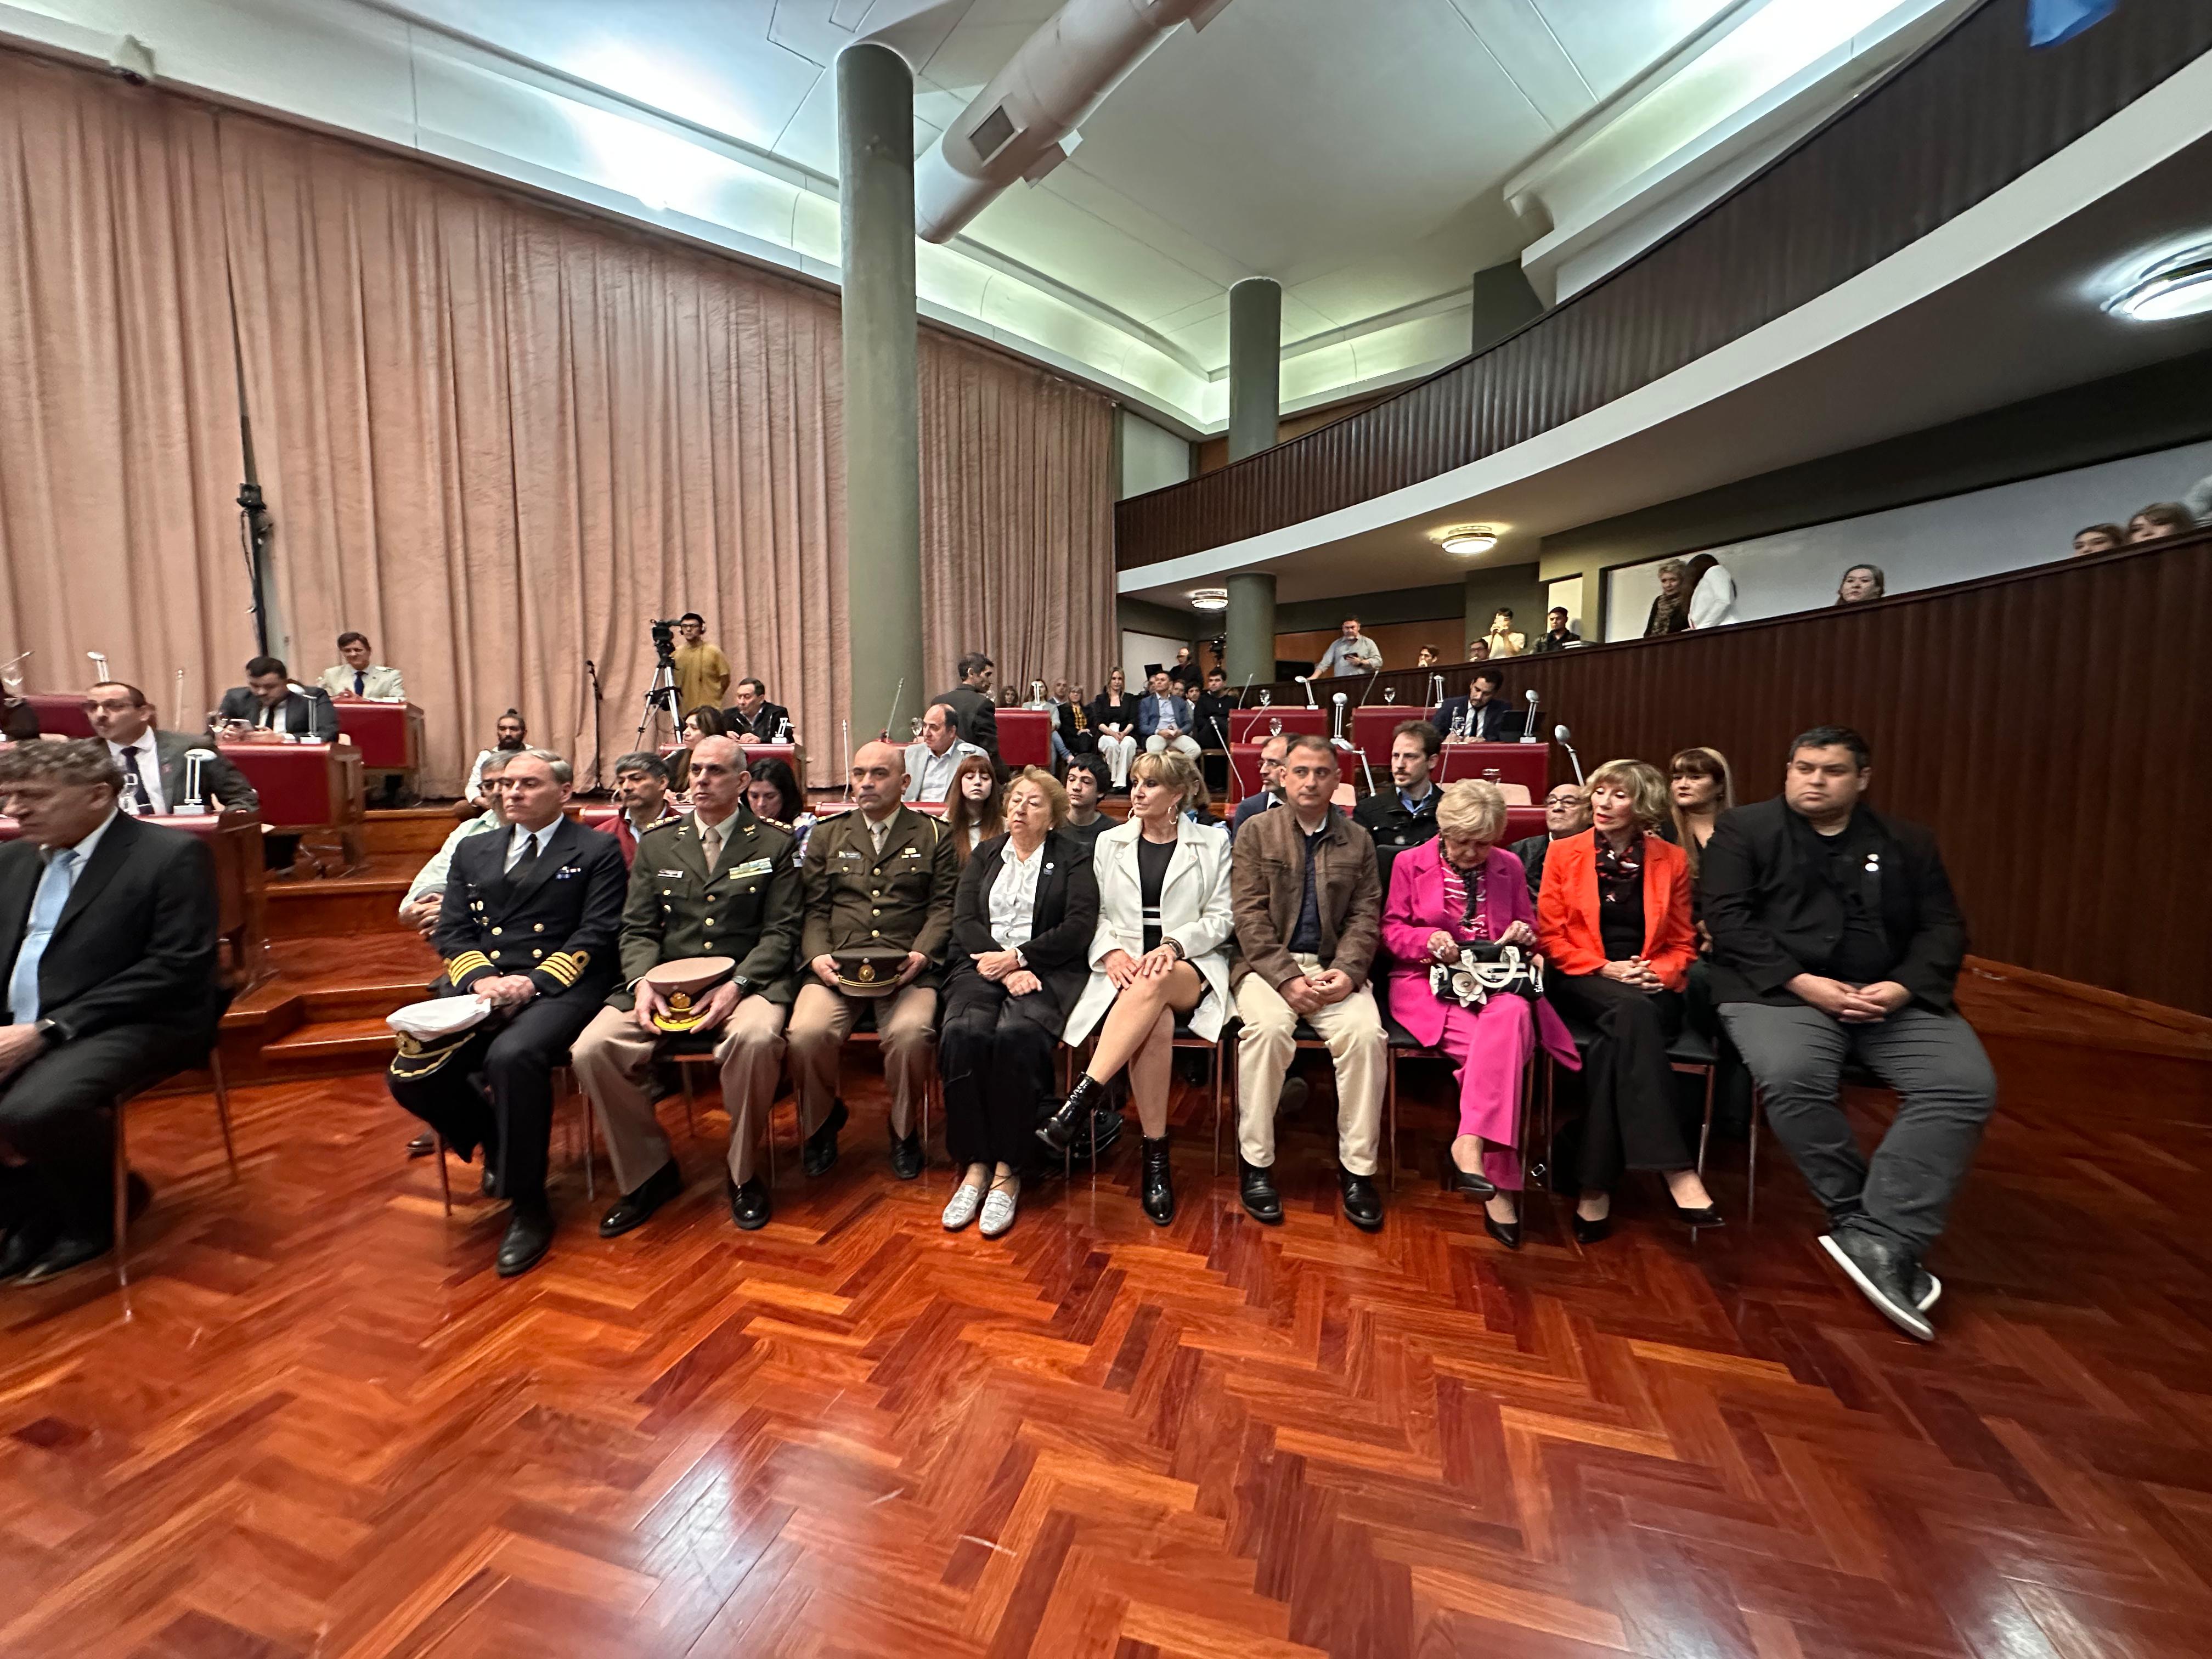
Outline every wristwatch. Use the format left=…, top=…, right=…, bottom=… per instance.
left=730, top=974, right=754, bottom=995
left=33, top=1018, right=61, bottom=1048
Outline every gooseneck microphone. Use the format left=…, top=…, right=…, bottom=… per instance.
left=1554, top=724, right=1584, bottom=783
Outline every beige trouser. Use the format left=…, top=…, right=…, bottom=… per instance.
left=1235, top=955, right=1386, bottom=1176
left=571, top=996, right=787, bottom=1190
left=786, top=980, right=937, bottom=1138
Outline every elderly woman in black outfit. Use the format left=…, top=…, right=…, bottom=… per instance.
left=939, top=767, right=1099, bottom=1239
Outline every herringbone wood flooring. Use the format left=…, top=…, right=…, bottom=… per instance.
left=3, top=978, right=2209, bottom=1658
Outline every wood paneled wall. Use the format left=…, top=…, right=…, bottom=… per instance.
left=1115, top=2, right=2212, bottom=570
left=1248, top=533, right=2211, bottom=1015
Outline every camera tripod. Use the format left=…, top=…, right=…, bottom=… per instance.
left=635, top=653, right=682, bottom=744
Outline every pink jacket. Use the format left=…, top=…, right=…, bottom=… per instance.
left=1380, top=838, right=1579, bottom=1066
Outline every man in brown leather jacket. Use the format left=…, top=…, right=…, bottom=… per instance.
left=787, top=740, right=957, bottom=1180
left=1229, top=735, right=1388, bottom=1232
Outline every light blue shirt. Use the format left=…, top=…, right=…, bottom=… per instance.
left=7, top=809, right=119, bottom=1025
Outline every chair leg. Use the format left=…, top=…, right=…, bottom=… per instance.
left=681, top=1072, right=698, bottom=1139
left=1385, top=1051, right=1398, bottom=1193
left=1694, top=1066, right=1715, bottom=1178
left=112, top=1101, right=131, bottom=1290
left=210, top=1051, right=240, bottom=1182
left=436, top=1133, right=453, bottom=1217
left=579, top=1078, right=596, bottom=1205
left=1747, top=1086, right=1762, bottom=1226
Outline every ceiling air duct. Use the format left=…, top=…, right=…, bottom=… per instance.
left=915, top=0, right=1234, bottom=244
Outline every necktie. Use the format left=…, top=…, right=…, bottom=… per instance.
left=353, top=670, right=366, bottom=696
left=7, top=848, right=78, bottom=1024
left=701, top=823, right=723, bottom=869
left=507, top=829, right=540, bottom=873
left=120, top=744, right=146, bottom=811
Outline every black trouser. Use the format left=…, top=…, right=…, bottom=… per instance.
left=264, top=834, right=300, bottom=872
left=387, top=991, right=601, bottom=1211
left=0, top=1023, right=202, bottom=1239
left=938, top=969, right=1065, bottom=1173
left=1547, top=973, right=1689, bottom=1190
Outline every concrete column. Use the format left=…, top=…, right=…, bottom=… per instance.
left=1226, top=276, right=1282, bottom=462
left=1223, top=276, right=1282, bottom=684
left=838, top=43, right=924, bottom=741
left=1224, top=572, right=1276, bottom=687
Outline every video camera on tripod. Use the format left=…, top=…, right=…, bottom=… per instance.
left=648, top=618, right=682, bottom=664
left=636, top=618, right=689, bottom=741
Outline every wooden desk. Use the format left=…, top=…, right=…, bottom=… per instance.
left=997, top=708, right=1052, bottom=769
left=333, top=699, right=424, bottom=778
left=0, top=808, right=268, bottom=985
left=219, top=741, right=365, bottom=870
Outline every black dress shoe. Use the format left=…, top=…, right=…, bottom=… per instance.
left=405, top=1131, right=437, bottom=1159
left=0, top=1226, right=53, bottom=1282
left=1139, top=1134, right=1175, bottom=1226
left=1483, top=1211, right=1522, bottom=1250
left=1820, top=1228, right=1934, bottom=1341
left=495, top=1206, right=555, bottom=1277
left=802, top=1099, right=849, bottom=1178
left=729, top=1175, right=771, bottom=1231
left=888, top=1128, right=923, bottom=1181
left=1037, top=1073, right=1105, bottom=1154
left=1339, top=1170, right=1383, bottom=1233
left=1238, top=1156, right=1283, bottom=1224
left=1668, top=1199, right=1725, bottom=1228
left=21, top=1233, right=110, bottom=1284
left=599, top=1159, right=682, bottom=1238
left=1443, top=1149, right=1496, bottom=1199
left=1571, top=1209, right=1612, bottom=1245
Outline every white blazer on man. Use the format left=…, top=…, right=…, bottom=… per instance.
left=319, top=663, right=406, bottom=699
left=1062, top=814, right=1235, bottom=1045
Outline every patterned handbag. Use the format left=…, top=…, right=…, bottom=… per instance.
left=1428, top=941, right=1544, bottom=1009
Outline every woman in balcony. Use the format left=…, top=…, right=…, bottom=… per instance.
left=1642, top=561, right=1690, bottom=637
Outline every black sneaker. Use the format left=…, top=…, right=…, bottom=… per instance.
left=1820, top=1229, right=1934, bottom=1341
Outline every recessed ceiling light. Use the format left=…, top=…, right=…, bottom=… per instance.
left=1189, top=587, right=1228, bottom=612
left=2108, top=245, right=2212, bottom=322
left=1440, top=527, right=1498, bottom=556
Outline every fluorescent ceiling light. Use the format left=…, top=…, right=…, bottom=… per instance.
left=1189, top=588, right=1229, bottom=611
left=1440, top=528, right=1498, bottom=556
left=2109, top=245, right=2212, bottom=321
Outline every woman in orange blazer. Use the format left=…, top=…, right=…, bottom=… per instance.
left=1537, top=758, right=1722, bottom=1242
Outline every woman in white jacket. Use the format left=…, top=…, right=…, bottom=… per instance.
left=1041, top=748, right=1233, bottom=1226
left=1685, top=552, right=1740, bottom=628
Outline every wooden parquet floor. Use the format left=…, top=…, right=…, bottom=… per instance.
left=3, top=981, right=2210, bottom=1658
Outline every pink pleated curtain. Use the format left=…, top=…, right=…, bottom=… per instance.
left=0, top=49, right=1116, bottom=791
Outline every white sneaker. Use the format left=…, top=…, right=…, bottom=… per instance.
left=942, top=1183, right=985, bottom=1231
left=979, top=1180, right=1020, bottom=1238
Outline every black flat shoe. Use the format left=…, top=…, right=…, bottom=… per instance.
left=1571, top=1210, right=1612, bottom=1245
left=1339, top=1170, right=1383, bottom=1233
left=1238, top=1156, right=1283, bottom=1224
left=1668, top=1200, right=1724, bottom=1228
left=1443, top=1152, right=1496, bottom=1200
left=0, top=1226, right=53, bottom=1282
left=405, top=1131, right=437, bottom=1159
left=495, top=1206, right=556, bottom=1277
left=888, top=1128, right=923, bottom=1182
left=598, top=1159, right=682, bottom=1238
left=728, top=1175, right=771, bottom=1231
left=20, top=1233, right=109, bottom=1284
left=1139, top=1134, right=1175, bottom=1226
left=803, top=1099, right=848, bottom=1178
left=1483, top=1211, right=1522, bottom=1250
left=1038, top=1074, right=1105, bottom=1154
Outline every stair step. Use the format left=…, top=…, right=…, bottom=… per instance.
left=261, top=1017, right=398, bottom=1061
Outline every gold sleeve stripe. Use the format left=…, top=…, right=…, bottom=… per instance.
left=538, top=950, right=589, bottom=988
left=446, top=951, right=494, bottom=979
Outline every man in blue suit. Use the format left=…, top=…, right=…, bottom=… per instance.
left=1136, top=669, right=1199, bottom=759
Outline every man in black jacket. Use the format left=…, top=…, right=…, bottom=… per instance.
left=386, top=747, right=626, bottom=1277
left=1434, top=668, right=1521, bottom=742
left=1528, top=607, right=1582, bottom=653
left=723, top=676, right=792, bottom=744
left=0, top=740, right=221, bottom=1282
left=1703, top=725, right=1995, bottom=1342
left=216, top=656, right=340, bottom=741
left=1352, top=719, right=1442, bottom=890
left=931, top=653, right=1001, bottom=769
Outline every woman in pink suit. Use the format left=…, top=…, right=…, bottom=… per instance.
left=1382, top=780, right=1578, bottom=1249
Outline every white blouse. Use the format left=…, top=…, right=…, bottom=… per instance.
left=987, top=838, right=1045, bottom=950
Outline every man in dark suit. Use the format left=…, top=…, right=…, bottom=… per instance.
left=1352, top=720, right=1442, bottom=891
left=1509, top=781, right=1590, bottom=900
left=386, top=747, right=625, bottom=1277
left=0, top=740, right=221, bottom=1282
left=84, top=681, right=259, bottom=815
left=1529, top=607, right=1582, bottom=653
left=1703, top=725, right=1995, bottom=1343
left=931, top=653, right=1001, bottom=769
left=723, top=676, right=792, bottom=744
left=217, top=656, right=340, bottom=741
left=571, top=735, right=803, bottom=1234
left=1434, top=667, right=1521, bottom=743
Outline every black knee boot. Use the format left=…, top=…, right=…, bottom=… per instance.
left=1038, top=1073, right=1105, bottom=1153
left=1141, top=1133, right=1175, bottom=1225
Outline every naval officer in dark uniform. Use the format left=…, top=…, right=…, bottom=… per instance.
left=570, top=735, right=803, bottom=1234
left=387, top=747, right=625, bottom=1277
left=1353, top=720, right=1443, bottom=893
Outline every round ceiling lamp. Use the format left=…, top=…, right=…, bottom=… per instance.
left=1440, top=527, right=1498, bottom=556
left=1189, top=587, right=1228, bottom=612
left=2108, top=243, right=2212, bottom=322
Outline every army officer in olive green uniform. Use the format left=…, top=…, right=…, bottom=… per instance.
left=571, top=736, right=802, bottom=1233
left=787, top=738, right=958, bottom=1181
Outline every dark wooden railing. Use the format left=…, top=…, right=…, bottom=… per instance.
left=1249, top=531, right=2211, bottom=1015
left=1116, top=0, right=2212, bottom=569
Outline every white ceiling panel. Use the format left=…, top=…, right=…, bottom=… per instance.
left=1530, top=0, right=1737, bottom=100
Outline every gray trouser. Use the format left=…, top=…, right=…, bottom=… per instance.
left=1719, top=1001, right=1996, bottom=1255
